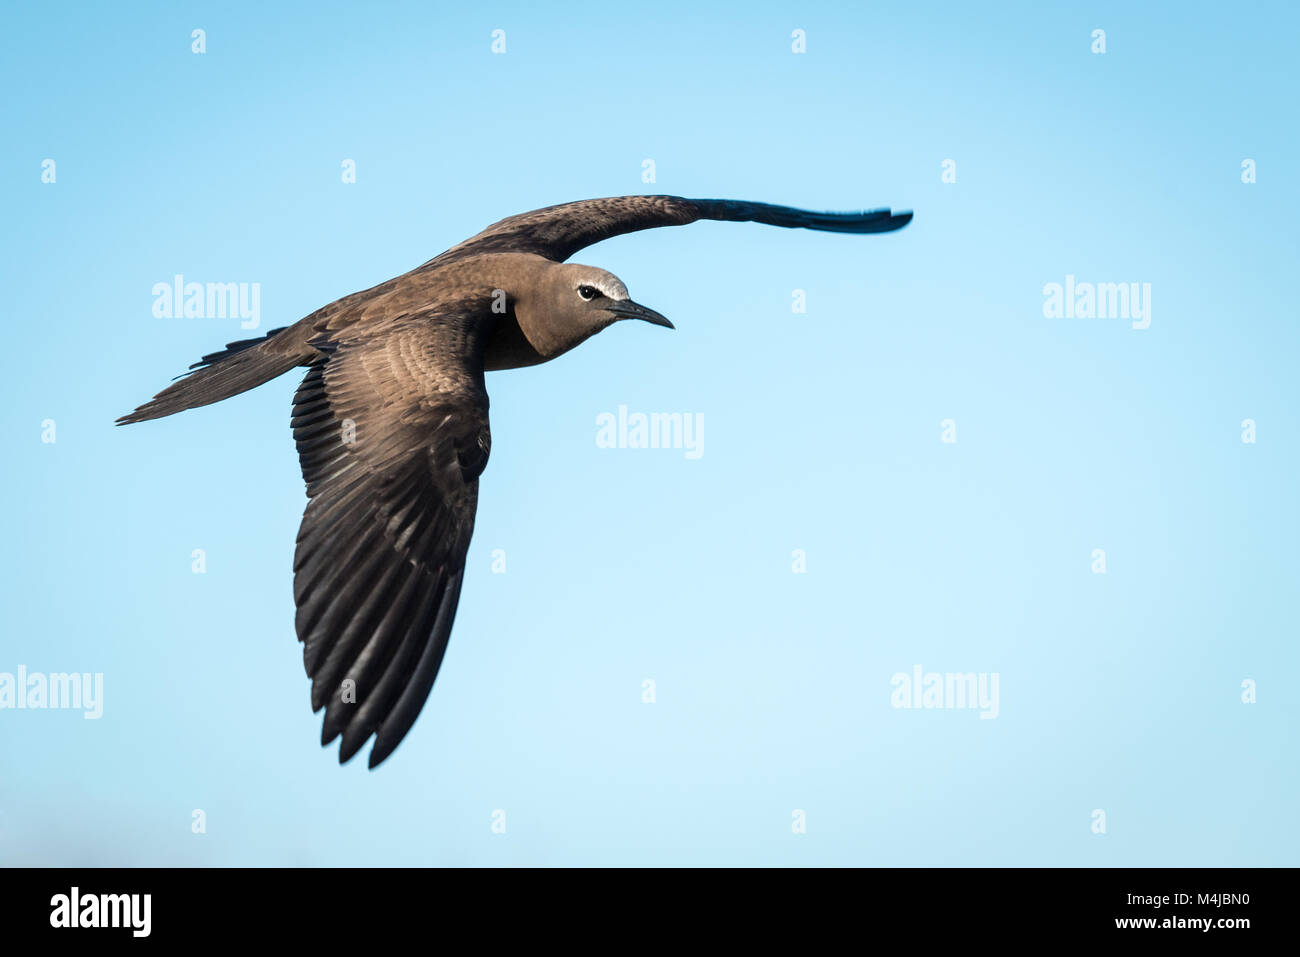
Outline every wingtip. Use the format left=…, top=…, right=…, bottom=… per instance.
left=367, top=737, right=398, bottom=770
left=329, top=735, right=362, bottom=766
left=321, top=731, right=393, bottom=769
left=321, top=717, right=340, bottom=746
left=316, top=733, right=394, bottom=769
left=116, top=403, right=164, bottom=425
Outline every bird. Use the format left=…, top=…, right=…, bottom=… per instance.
left=118, top=195, right=913, bottom=768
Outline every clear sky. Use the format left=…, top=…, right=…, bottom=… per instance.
left=2, top=0, right=1296, bottom=865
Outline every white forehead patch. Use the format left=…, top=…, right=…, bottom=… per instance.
left=581, top=273, right=628, bottom=301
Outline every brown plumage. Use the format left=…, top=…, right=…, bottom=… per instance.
left=118, top=195, right=913, bottom=767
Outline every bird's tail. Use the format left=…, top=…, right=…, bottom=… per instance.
left=116, top=326, right=313, bottom=425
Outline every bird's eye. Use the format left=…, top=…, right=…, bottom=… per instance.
left=577, top=284, right=599, bottom=301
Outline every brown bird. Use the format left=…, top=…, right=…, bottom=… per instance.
left=118, top=196, right=912, bottom=767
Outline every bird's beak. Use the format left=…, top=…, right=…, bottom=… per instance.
left=605, top=299, right=674, bottom=330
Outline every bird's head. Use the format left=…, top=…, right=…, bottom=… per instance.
left=513, top=262, right=673, bottom=360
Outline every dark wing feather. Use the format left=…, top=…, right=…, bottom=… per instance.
left=431, top=195, right=912, bottom=264
left=291, top=309, right=491, bottom=768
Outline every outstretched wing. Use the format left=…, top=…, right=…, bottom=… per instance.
left=291, top=309, right=491, bottom=768
left=432, top=195, right=913, bottom=265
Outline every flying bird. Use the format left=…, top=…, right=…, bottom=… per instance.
left=118, top=196, right=912, bottom=767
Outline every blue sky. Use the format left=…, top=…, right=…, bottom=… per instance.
left=1, top=1, right=1296, bottom=865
